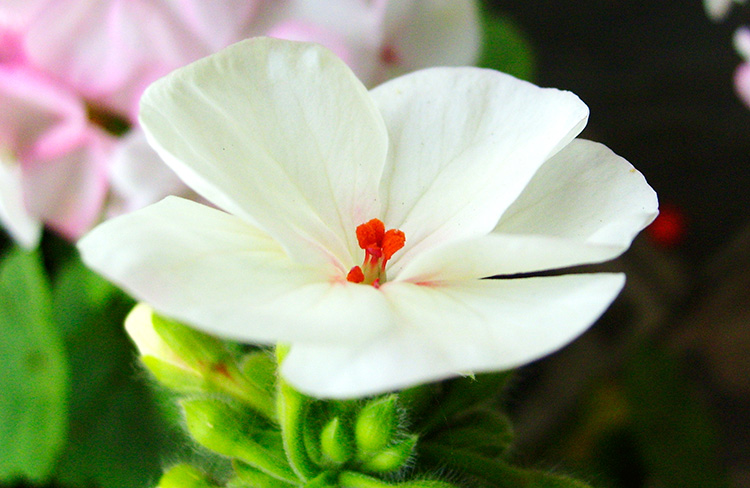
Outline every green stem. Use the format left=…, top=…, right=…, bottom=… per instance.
left=276, top=346, right=319, bottom=482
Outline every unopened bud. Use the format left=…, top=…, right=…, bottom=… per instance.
left=125, top=304, right=204, bottom=390
left=355, top=395, right=399, bottom=457
left=320, top=416, right=353, bottom=466
left=360, top=434, right=417, bottom=474
left=156, top=463, right=219, bottom=488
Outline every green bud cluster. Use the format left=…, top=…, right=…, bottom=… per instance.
left=126, top=305, right=458, bottom=488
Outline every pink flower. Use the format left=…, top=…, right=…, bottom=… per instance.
left=0, top=51, right=113, bottom=244
left=0, top=0, right=261, bottom=245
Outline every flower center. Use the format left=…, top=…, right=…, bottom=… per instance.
left=346, top=218, right=405, bottom=287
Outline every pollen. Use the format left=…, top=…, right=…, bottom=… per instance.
left=347, top=219, right=405, bottom=286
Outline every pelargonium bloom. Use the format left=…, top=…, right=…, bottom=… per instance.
left=79, top=38, right=658, bottom=398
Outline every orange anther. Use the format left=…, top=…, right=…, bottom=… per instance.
left=382, top=229, right=405, bottom=262
left=356, top=219, right=385, bottom=250
left=346, top=266, right=365, bottom=283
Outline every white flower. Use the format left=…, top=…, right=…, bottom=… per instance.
left=78, top=38, right=658, bottom=399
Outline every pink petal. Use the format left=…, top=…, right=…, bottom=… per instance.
left=106, top=129, right=197, bottom=216
left=267, top=20, right=353, bottom=68
left=25, top=0, right=206, bottom=118
left=0, top=0, right=48, bottom=31
left=23, top=127, right=115, bottom=239
left=164, top=0, right=260, bottom=52
left=0, top=64, right=86, bottom=161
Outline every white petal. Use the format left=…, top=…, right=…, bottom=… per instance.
left=495, top=139, right=659, bottom=246
left=140, top=38, right=389, bottom=270
left=704, top=0, right=744, bottom=20
left=735, top=27, right=750, bottom=61
left=78, top=197, right=392, bottom=345
left=370, top=67, right=589, bottom=273
left=0, top=0, right=48, bottom=29
left=282, top=273, right=625, bottom=398
left=394, top=233, right=623, bottom=282
left=395, top=140, right=658, bottom=282
left=0, top=153, right=41, bottom=248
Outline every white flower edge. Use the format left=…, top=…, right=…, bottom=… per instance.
left=283, top=273, right=625, bottom=397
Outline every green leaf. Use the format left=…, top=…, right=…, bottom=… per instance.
left=624, top=343, right=731, bottom=488
left=418, top=444, right=593, bottom=488
left=0, top=247, right=69, bottom=482
left=428, top=408, right=513, bottom=459
left=339, top=471, right=458, bottom=488
left=415, top=372, right=512, bottom=434
left=233, top=460, right=298, bottom=488
left=50, top=257, right=181, bottom=488
left=478, top=7, right=536, bottom=82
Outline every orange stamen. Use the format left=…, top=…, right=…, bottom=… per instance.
left=348, top=219, right=405, bottom=286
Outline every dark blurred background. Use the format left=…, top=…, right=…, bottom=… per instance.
left=496, top=0, right=750, bottom=260
left=484, top=1, right=750, bottom=487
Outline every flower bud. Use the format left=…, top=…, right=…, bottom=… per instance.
left=355, top=395, right=399, bottom=457
left=125, top=303, right=204, bottom=391
left=360, top=434, right=417, bottom=474
left=320, top=416, right=353, bottom=466
left=156, top=464, right=219, bottom=488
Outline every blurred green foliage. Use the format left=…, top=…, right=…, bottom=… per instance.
left=478, top=5, right=536, bottom=82
left=0, top=245, right=182, bottom=488
left=0, top=248, right=68, bottom=482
